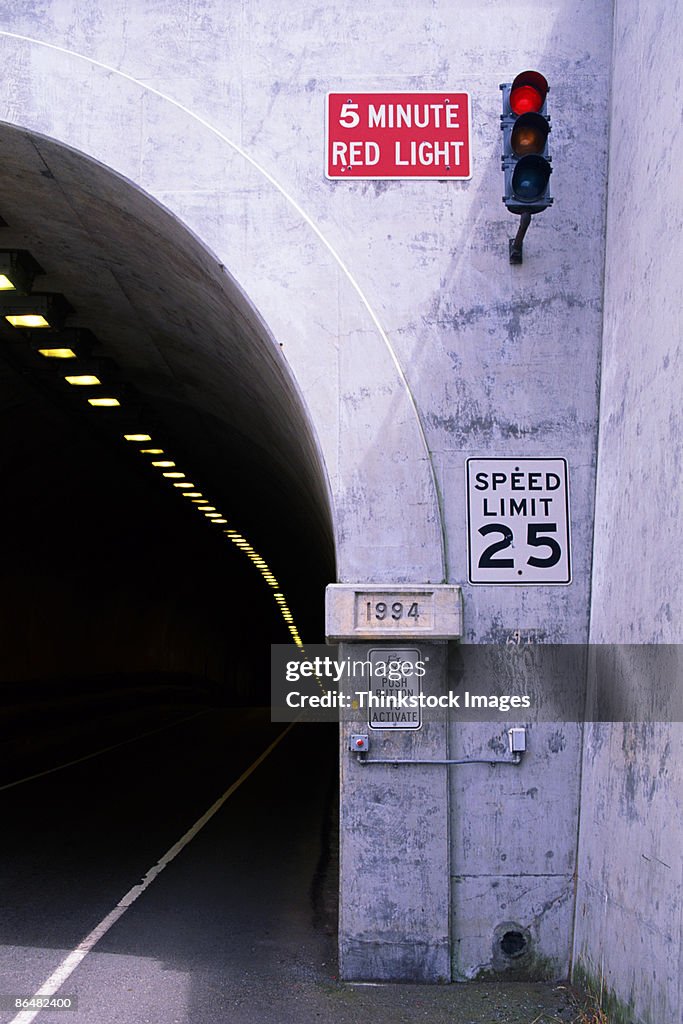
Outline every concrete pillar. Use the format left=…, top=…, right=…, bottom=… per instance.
left=327, top=584, right=462, bottom=981
left=339, top=640, right=451, bottom=981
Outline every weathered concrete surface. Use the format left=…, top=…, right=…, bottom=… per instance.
left=575, top=0, right=683, bottom=1021
left=339, top=642, right=450, bottom=981
left=326, top=584, right=463, bottom=641
left=0, top=0, right=624, bottom=990
left=437, top=0, right=612, bottom=980
left=450, top=721, right=581, bottom=982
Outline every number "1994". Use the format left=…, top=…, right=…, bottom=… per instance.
left=366, top=601, right=420, bottom=621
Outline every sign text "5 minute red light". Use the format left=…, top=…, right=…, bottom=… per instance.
left=326, top=92, right=472, bottom=180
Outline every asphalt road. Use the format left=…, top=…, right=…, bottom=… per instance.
left=0, top=705, right=584, bottom=1024
left=0, top=710, right=338, bottom=1023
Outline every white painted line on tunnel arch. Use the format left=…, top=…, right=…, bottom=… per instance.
left=0, top=30, right=446, bottom=577
left=0, top=710, right=210, bottom=794
left=7, top=722, right=296, bottom=1024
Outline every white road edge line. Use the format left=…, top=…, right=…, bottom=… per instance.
left=0, top=710, right=210, bottom=793
left=8, top=722, right=296, bottom=1024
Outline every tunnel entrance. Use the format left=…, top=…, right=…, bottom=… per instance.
left=0, top=124, right=340, bottom=996
left=0, top=122, right=335, bottom=781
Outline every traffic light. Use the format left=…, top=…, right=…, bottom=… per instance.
left=500, top=71, right=552, bottom=215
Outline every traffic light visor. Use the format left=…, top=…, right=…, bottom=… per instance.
left=510, top=70, right=548, bottom=114
left=511, top=113, right=550, bottom=156
left=511, top=155, right=551, bottom=200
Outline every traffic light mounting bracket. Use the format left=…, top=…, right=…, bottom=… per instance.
left=509, top=211, right=532, bottom=265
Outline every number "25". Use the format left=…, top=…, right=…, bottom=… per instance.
left=478, top=522, right=561, bottom=569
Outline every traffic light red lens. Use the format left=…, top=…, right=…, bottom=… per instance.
left=511, top=155, right=551, bottom=200
left=510, top=83, right=544, bottom=114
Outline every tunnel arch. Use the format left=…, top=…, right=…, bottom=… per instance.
left=0, top=120, right=335, bottom=553
left=0, top=118, right=336, bottom=676
left=0, top=29, right=445, bottom=584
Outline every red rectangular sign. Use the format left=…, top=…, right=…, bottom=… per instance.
left=326, top=92, right=471, bottom=180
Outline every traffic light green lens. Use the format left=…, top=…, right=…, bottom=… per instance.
left=512, top=156, right=551, bottom=200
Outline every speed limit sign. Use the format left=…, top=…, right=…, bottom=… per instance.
left=466, top=458, right=571, bottom=585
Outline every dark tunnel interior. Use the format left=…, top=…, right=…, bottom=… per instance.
left=0, top=123, right=336, bottom=783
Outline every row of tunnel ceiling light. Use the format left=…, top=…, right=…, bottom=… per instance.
left=0, top=248, right=303, bottom=648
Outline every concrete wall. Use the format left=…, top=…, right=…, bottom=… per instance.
left=339, top=642, right=451, bottom=980
left=436, top=0, right=611, bottom=979
left=574, top=0, right=683, bottom=1020
left=0, top=0, right=628, bottom=988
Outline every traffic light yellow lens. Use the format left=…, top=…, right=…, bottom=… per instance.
left=510, top=113, right=549, bottom=157
left=512, top=125, right=544, bottom=155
